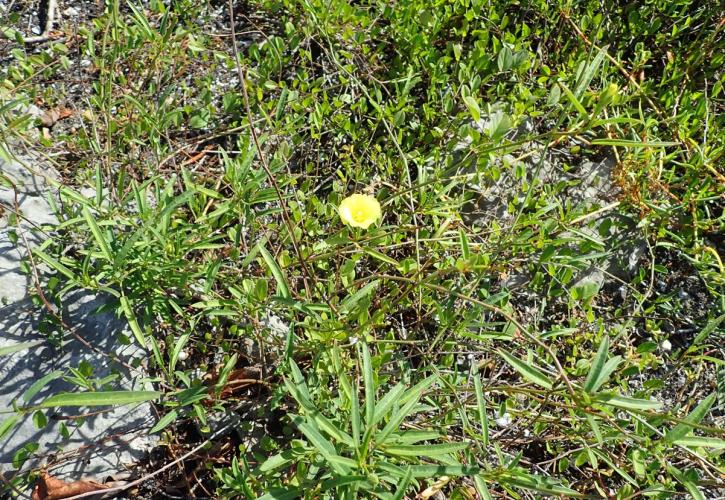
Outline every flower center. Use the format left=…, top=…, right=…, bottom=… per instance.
left=353, top=209, right=366, bottom=221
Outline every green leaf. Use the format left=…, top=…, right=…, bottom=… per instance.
left=376, top=392, right=423, bottom=444
left=559, top=82, right=588, bottom=118
left=664, top=393, right=716, bottom=444
left=340, top=280, right=379, bottom=315
left=32, top=248, right=75, bottom=281
left=22, top=370, right=64, bottom=403
left=668, top=466, right=704, bottom=500
left=40, top=390, right=161, bottom=408
left=408, top=465, right=481, bottom=477
left=320, top=476, right=372, bottom=492
left=0, top=340, right=44, bottom=357
left=291, top=415, right=354, bottom=475
left=0, top=415, right=20, bottom=441
left=573, top=47, right=606, bottom=98
left=673, top=436, right=725, bottom=449
left=391, top=467, right=413, bottom=500
left=149, top=410, right=178, bottom=434
left=501, top=471, right=581, bottom=496
left=497, top=45, right=513, bottom=72
left=688, top=314, right=725, bottom=351
left=361, top=342, right=376, bottom=427
left=459, top=229, right=470, bottom=260
left=258, top=449, right=298, bottom=473
left=120, top=294, right=147, bottom=348
left=382, top=442, right=469, bottom=456
left=473, top=372, right=489, bottom=446
left=257, top=487, right=305, bottom=500
left=370, top=382, right=406, bottom=428
left=583, top=337, right=615, bottom=393
left=498, top=349, right=553, bottom=389
left=363, top=247, right=399, bottom=266
left=463, top=95, right=481, bottom=122
left=382, top=430, right=442, bottom=444
left=594, top=393, right=662, bottom=411
left=399, top=374, right=437, bottom=406
left=474, top=475, right=493, bottom=500
left=259, top=245, right=290, bottom=299
left=82, top=206, right=113, bottom=261
left=590, top=139, right=680, bottom=147
left=283, top=375, right=354, bottom=446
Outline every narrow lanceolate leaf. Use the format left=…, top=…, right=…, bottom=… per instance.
left=559, top=82, right=588, bottom=118
left=673, top=436, right=725, bottom=449
left=595, top=393, right=662, bottom=411
left=371, top=382, right=406, bottom=428
left=23, top=370, right=64, bottom=403
left=688, top=314, right=725, bottom=351
left=584, top=336, right=609, bottom=393
left=258, top=449, right=298, bottom=473
left=0, top=340, right=44, bottom=357
left=391, top=467, right=413, bottom=500
left=82, top=206, right=113, bottom=261
left=257, top=487, right=305, bottom=500
left=283, top=377, right=354, bottom=446
left=363, top=247, right=399, bottom=266
left=668, top=465, right=705, bottom=500
left=459, top=228, right=470, bottom=259
left=664, top=393, right=716, bottom=444
left=340, top=280, right=379, bottom=314
left=120, top=294, right=146, bottom=348
left=473, top=372, right=489, bottom=446
left=474, top=475, right=493, bottom=500
left=573, top=47, right=606, bottom=98
left=501, top=471, right=581, bottom=497
left=149, top=410, right=178, bottom=434
left=290, top=415, right=354, bottom=475
left=590, top=139, right=680, bottom=147
left=32, top=248, right=75, bottom=281
left=40, top=391, right=161, bottom=408
left=0, top=415, right=20, bottom=441
left=498, top=349, right=553, bottom=390
left=382, top=442, right=469, bottom=456
left=408, top=465, right=481, bottom=477
left=361, top=342, right=376, bottom=426
left=259, top=245, right=290, bottom=299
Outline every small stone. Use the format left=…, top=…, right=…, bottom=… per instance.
left=495, top=413, right=512, bottom=427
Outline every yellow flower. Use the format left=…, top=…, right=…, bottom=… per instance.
left=338, top=194, right=382, bottom=229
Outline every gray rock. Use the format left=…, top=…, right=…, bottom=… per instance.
left=450, top=117, right=646, bottom=300
left=1, top=153, right=157, bottom=488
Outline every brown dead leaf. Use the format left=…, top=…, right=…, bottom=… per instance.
left=40, top=107, right=74, bottom=128
left=416, top=475, right=451, bottom=499
left=32, top=471, right=109, bottom=500
left=205, top=366, right=264, bottom=404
